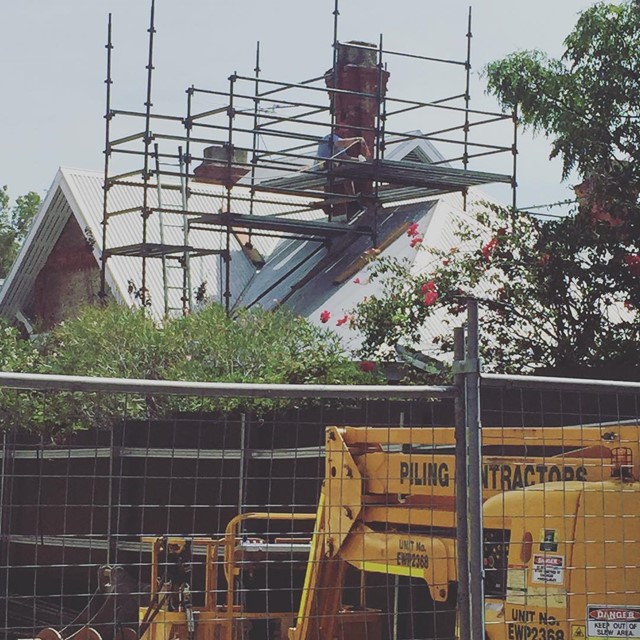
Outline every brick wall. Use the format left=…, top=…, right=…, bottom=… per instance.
left=31, top=215, right=100, bottom=328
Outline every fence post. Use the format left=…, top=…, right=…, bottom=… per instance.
left=453, top=299, right=485, bottom=639
left=454, top=326, right=471, bottom=640
left=466, top=299, right=485, bottom=638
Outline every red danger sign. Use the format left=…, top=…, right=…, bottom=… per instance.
left=587, top=605, right=640, bottom=639
left=589, top=610, right=640, bottom=622
left=533, top=555, right=563, bottom=567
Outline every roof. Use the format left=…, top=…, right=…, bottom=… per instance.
left=248, top=190, right=494, bottom=360
left=0, top=134, right=502, bottom=359
left=0, top=168, right=317, bottom=321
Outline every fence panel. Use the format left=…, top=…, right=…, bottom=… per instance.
left=0, top=375, right=455, bottom=640
left=2, top=371, right=639, bottom=640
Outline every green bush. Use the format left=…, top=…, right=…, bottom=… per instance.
left=0, top=303, right=373, bottom=433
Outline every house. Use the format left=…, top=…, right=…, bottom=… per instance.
left=0, top=41, right=509, bottom=361
left=0, top=139, right=498, bottom=362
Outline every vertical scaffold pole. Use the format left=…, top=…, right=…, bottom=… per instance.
left=512, top=103, right=519, bottom=211
left=463, top=6, right=472, bottom=212
left=223, top=73, right=237, bottom=314
left=326, top=0, right=340, bottom=223
left=179, top=146, right=191, bottom=314
left=372, top=33, right=385, bottom=248
left=141, top=0, right=157, bottom=307
left=249, top=41, right=261, bottom=225
left=100, top=13, right=114, bottom=302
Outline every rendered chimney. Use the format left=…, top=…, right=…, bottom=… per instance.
left=324, top=41, right=389, bottom=154
left=193, top=144, right=250, bottom=187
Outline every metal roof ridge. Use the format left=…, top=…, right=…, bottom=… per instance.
left=0, top=168, right=65, bottom=312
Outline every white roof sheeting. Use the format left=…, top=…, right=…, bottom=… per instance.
left=0, top=138, right=502, bottom=363
left=0, top=167, right=319, bottom=321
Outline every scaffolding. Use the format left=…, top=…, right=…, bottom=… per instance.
left=99, top=1, right=517, bottom=317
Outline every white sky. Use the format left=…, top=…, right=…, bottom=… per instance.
left=0, top=1, right=595, bottom=213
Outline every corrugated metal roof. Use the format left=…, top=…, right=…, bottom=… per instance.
left=0, top=168, right=322, bottom=321
left=63, top=168, right=321, bottom=318
left=0, top=136, right=503, bottom=363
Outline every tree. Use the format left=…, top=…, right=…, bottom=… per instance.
left=350, top=1, right=640, bottom=378
left=0, top=185, right=41, bottom=278
left=486, top=1, right=640, bottom=227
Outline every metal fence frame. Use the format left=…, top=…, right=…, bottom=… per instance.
left=2, top=302, right=640, bottom=640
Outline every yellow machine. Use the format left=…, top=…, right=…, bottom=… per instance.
left=290, top=425, right=640, bottom=640
left=138, top=513, right=315, bottom=640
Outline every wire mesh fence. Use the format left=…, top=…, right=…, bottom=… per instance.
left=1, top=373, right=639, bottom=640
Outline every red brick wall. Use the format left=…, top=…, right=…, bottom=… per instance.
left=30, top=216, right=101, bottom=328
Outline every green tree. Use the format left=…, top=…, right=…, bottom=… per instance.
left=350, top=1, right=640, bottom=378
left=485, top=1, right=640, bottom=223
left=0, top=185, right=42, bottom=278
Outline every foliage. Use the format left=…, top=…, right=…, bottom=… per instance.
left=0, top=320, right=41, bottom=429
left=0, top=185, right=41, bottom=278
left=0, top=303, right=371, bottom=434
left=351, top=1, right=640, bottom=378
left=351, top=203, right=640, bottom=376
left=485, top=1, right=640, bottom=210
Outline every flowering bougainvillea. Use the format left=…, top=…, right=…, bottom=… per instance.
left=481, top=237, right=499, bottom=261
left=349, top=199, right=640, bottom=376
left=319, top=310, right=331, bottom=324
left=407, top=222, right=420, bottom=237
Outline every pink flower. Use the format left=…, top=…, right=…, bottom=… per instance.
left=336, top=315, right=349, bottom=327
left=421, top=280, right=436, bottom=294
left=625, top=254, right=640, bottom=276
left=353, top=277, right=361, bottom=284
left=423, top=291, right=438, bottom=306
left=442, top=259, right=450, bottom=266
left=410, top=236, right=423, bottom=248
left=481, top=237, right=498, bottom=261
left=359, top=360, right=376, bottom=373
left=320, top=310, right=331, bottom=323
left=407, top=222, right=420, bottom=237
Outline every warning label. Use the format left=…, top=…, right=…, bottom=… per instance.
left=532, top=554, right=564, bottom=585
left=573, top=626, right=586, bottom=639
left=540, top=528, right=558, bottom=552
left=587, top=606, right=640, bottom=639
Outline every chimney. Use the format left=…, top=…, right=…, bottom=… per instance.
left=324, top=41, right=389, bottom=154
left=193, top=144, right=250, bottom=187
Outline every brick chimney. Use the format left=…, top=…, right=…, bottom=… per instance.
left=324, top=41, right=389, bottom=155
left=193, top=144, right=250, bottom=187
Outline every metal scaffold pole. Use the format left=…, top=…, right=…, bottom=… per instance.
left=463, top=6, right=472, bottom=212
left=512, top=103, right=519, bottom=211
left=141, top=0, right=157, bottom=307
left=100, top=13, right=113, bottom=302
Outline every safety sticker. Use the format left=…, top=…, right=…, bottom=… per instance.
left=540, top=528, right=558, bottom=552
left=531, top=554, right=564, bottom=585
left=587, top=605, right=640, bottom=639
left=573, top=625, right=586, bottom=640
